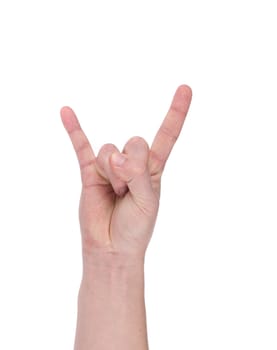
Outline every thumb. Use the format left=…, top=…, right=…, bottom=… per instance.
left=110, top=137, right=154, bottom=203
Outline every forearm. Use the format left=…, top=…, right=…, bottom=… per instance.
left=74, top=259, right=149, bottom=350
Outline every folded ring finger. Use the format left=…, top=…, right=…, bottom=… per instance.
left=96, top=143, right=128, bottom=196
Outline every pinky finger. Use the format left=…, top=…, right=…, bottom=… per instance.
left=60, top=106, right=100, bottom=187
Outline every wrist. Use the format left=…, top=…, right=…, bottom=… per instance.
left=75, top=252, right=148, bottom=350
left=75, top=258, right=148, bottom=350
left=80, top=254, right=145, bottom=292
left=82, top=244, right=146, bottom=271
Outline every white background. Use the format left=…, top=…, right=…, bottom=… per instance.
left=0, top=0, right=276, bottom=349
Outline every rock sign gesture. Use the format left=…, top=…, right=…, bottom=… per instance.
left=60, top=85, right=192, bottom=267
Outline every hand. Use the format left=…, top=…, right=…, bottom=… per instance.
left=60, top=85, right=192, bottom=266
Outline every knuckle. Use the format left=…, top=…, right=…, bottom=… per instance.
left=97, top=143, right=119, bottom=166
left=125, top=136, right=149, bottom=152
left=129, top=136, right=148, bottom=146
left=160, top=125, right=178, bottom=143
left=98, top=143, right=117, bottom=155
left=76, top=140, right=91, bottom=153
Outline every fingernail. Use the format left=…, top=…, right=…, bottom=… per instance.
left=111, top=153, right=126, bottom=166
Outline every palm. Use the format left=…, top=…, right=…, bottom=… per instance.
left=61, top=85, right=192, bottom=258
left=78, top=156, right=160, bottom=257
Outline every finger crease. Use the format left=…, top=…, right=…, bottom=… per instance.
left=80, top=159, right=95, bottom=170
left=77, top=141, right=91, bottom=154
left=160, top=125, right=178, bottom=143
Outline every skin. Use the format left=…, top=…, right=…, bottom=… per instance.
left=60, top=85, right=192, bottom=349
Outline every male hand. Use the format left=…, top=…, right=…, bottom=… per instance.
left=60, top=85, right=192, bottom=267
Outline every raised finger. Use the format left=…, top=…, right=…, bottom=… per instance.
left=149, top=85, right=192, bottom=176
left=60, top=106, right=101, bottom=187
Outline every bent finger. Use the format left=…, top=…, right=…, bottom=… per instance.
left=111, top=137, right=157, bottom=208
left=96, top=143, right=128, bottom=196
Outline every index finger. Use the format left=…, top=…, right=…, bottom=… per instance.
left=149, top=85, right=192, bottom=176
